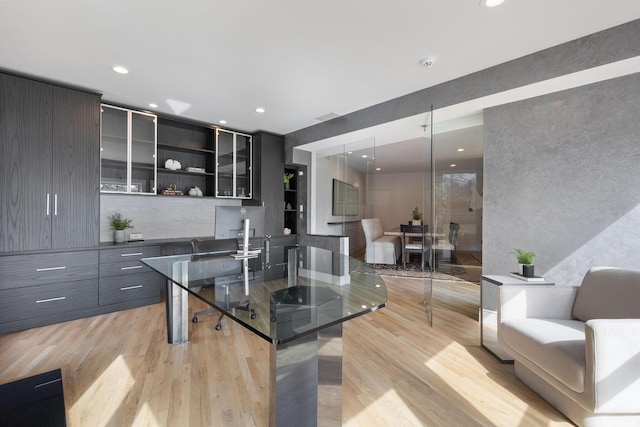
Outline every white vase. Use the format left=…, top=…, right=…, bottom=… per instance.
left=114, top=230, right=125, bottom=243
left=411, top=220, right=421, bottom=226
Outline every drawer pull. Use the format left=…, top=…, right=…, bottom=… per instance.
left=120, top=252, right=144, bottom=257
left=121, top=265, right=143, bottom=270
left=120, top=285, right=143, bottom=291
left=36, top=296, right=66, bottom=303
left=36, top=266, right=66, bottom=272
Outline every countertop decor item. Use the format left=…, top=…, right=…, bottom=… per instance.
left=109, top=213, right=133, bottom=243
left=164, top=159, right=182, bottom=170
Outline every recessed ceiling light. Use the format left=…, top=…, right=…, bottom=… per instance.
left=255, top=107, right=266, bottom=113
left=148, top=103, right=158, bottom=108
left=457, top=148, right=465, bottom=152
left=375, top=167, right=381, bottom=171
left=450, top=164, right=457, bottom=168
left=362, top=155, right=368, bottom=158
left=112, top=65, right=129, bottom=74
left=481, top=0, right=505, bottom=7
left=347, top=151, right=353, bottom=154
left=219, top=120, right=227, bottom=124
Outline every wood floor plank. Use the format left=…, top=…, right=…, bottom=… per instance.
left=0, top=277, right=573, bottom=426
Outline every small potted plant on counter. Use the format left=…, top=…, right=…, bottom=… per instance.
left=410, top=206, right=423, bottom=226
left=109, top=213, right=133, bottom=243
left=514, top=248, right=537, bottom=278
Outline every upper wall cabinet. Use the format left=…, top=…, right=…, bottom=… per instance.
left=0, top=72, right=100, bottom=252
left=216, top=129, right=252, bottom=199
left=100, top=105, right=157, bottom=194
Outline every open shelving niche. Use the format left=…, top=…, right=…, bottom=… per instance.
left=156, top=118, right=216, bottom=197
left=284, top=167, right=298, bottom=235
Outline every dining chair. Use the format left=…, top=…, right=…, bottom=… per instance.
left=361, top=218, right=402, bottom=265
left=433, top=222, right=460, bottom=267
left=401, top=224, right=429, bottom=271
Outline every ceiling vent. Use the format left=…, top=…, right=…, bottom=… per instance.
left=315, top=112, right=342, bottom=122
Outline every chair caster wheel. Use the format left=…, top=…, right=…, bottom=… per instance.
left=192, top=316, right=198, bottom=323
left=215, top=324, right=222, bottom=331
left=251, top=312, right=256, bottom=319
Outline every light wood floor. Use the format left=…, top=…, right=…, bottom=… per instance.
left=0, top=277, right=574, bottom=426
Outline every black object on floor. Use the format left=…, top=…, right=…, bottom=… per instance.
left=0, top=368, right=66, bottom=427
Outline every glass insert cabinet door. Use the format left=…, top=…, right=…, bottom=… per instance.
left=215, top=128, right=252, bottom=199
left=100, top=104, right=157, bottom=194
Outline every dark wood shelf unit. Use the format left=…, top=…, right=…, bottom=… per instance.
left=284, top=167, right=298, bottom=235
left=156, top=117, right=215, bottom=197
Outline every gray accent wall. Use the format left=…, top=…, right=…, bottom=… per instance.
left=483, top=73, right=640, bottom=285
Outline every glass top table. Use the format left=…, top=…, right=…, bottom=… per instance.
left=141, top=245, right=387, bottom=427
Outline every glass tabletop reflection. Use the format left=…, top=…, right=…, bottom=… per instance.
left=141, top=245, right=387, bottom=344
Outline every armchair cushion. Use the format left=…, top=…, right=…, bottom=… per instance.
left=500, top=318, right=586, bottom=393
left=573, top=267, right=640, bottom=321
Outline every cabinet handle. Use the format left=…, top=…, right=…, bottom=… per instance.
left=36, top=266, right=66, bottom=272
left=120, top=285, right=143, bottom=291
left=46, top=194, right=50, bottom=216
left=36, top=296, right=66, bottom=303
left=120, top=252, right=144, bottom=257
left=54, top=194, right=58, bottom=216
left=121, top=265, right=143, bottom=270
left=35, top=378, right=62, bottom=389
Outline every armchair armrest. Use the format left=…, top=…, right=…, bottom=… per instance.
left=586, top=319, right=640, bottom=413
left=498, top=285, right=579, bottom=323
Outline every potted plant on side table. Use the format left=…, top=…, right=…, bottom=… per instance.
left=514, top=248, right=537, bottom=278
left=410, top=206, right=423, bottom=226
left=109, top=213, right=133, bottom=243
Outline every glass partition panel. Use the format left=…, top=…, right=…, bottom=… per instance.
left=431, top=112, right=484, bottom=291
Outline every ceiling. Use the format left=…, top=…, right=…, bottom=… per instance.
left=2, top=1, right=640, bottom=136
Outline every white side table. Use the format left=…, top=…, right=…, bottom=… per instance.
left=480, top=274, right=554, bottom=363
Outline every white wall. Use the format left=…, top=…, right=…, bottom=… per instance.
left=310, top=153, right=366, bottom=247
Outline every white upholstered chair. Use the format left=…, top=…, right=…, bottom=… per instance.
left=361, top=218, right=401, bottom=265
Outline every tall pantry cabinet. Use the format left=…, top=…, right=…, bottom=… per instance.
left=0, top=72, right=100, bottom=252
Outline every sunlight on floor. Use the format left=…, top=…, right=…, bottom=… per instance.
left=424, top=341, right=534, bottom=426
left=70, top=355, right=134, bottom=425
left=131, top=402, right=160, bottom=426
left=344, top=388, right=424, bottom=427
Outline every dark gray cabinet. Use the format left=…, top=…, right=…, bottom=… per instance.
left=0, top=250, right=100, bottom=333
left=246, top=132, right=285, bottom=236
left=0, top=72, right=100, bottom=252
left=98, top=245, right=162, bottom=307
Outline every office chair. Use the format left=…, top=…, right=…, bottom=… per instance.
left=401, top=224, right=429, bottom=271
left=191, top=237, right=254, bottom=331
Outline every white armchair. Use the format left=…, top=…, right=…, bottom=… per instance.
left=361, top=218, right=401, bottom=265
left=498, top=267, right=640, bottom=427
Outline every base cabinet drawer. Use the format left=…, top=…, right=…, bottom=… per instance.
left=99, top=272, right=161, bottom=306
left=0, top=251, right=99, bottom=290
left=99, top=246, right=161, bottom=264
left=0, top=279, right=98, bottom=323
